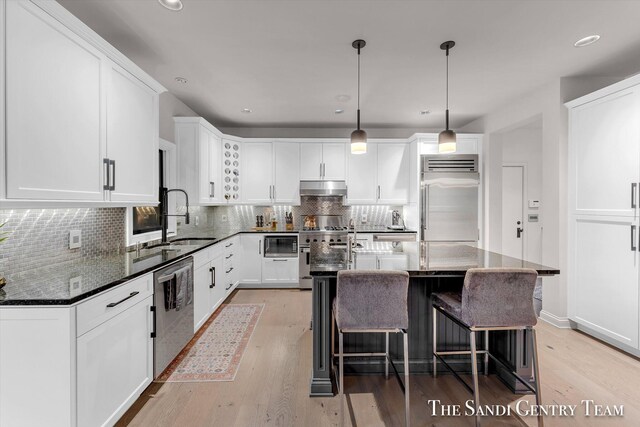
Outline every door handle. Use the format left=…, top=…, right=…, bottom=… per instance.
left=150, top=306, right=156, bottom=338
left=103, top=158, right=110, bottom=191
left=106, top=291, right=139, bottom=308
left=516, top=221, right=523, bottom=238
left=632, top=183, right=637, bottom=209
left=209, top=266, right=216, bottom=288
left=632, top=225, right=637, bottom=252
left=109, top=160, right=116, bottom=191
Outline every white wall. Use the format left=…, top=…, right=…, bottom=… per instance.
left=501, top=126, right=543, bottom=263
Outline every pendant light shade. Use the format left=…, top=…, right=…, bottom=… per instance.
left=439, top=41, right=457, bottom=154
left=351, top=39, right=367, bottom=154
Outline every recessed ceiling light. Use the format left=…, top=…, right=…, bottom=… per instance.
left=159, top=0, right=183, bottom=11
left=175, top=77, right=187, bottom=84
left=574, top=35, right=600, bottom=47
left=241, top=108, right=252, bottom=113
left=335, top=94, right=351, bottom=103
left=419, top=110, right=431, bottom=115
left=335, top=109, right=345, bottom=114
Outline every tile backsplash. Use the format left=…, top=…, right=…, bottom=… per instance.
left=0, top=208, right=125, bottom=277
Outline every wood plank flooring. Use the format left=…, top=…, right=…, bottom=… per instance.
left=117, top=289, right=640, bottom=427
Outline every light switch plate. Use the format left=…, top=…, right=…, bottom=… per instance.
left=528, top=200, right=540, bottom=208
left=528, top=214, right=539, bottom=222
left=69, top=230, right=82, bottom=249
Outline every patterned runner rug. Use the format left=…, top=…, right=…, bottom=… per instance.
left=157, top=303, right=264, bottom=382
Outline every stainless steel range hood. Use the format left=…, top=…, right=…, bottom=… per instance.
left=299, top=180, right=347, bottom=197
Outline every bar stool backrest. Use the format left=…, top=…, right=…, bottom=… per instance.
left=461, top=268, right=538, bottom=327
left=336, top=270, right=410, bottom=330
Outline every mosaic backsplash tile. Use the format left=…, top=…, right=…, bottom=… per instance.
left=0, top=208, right=126, bottom=277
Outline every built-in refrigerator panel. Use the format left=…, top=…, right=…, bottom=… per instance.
left=420, top=154, right=480, bottom=243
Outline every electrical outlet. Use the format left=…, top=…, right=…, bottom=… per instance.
left=69, top=276, right=82, bottom=297
left=195, top=216, right=200, bottom=226
left=69, top=230, right=82, bottom=249
left=222, top=215, right=228, bottom=222
left=361, top=214, right=368, bottom=223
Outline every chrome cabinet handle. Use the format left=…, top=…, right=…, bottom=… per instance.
left=103, top=158, right=110, bottom=190
left=632, top=225, right=637, bottom=252
left=225, top=283, right=232, bottom=291
left=225, top=253, right=233, bottom=259
left=632, top=183, right=637, bottom=209
left=273, top=186, right=276, bottom=201
left=225, top=243, right=233, bottom=248
left=210, top=182, right=215, bottom=198
left=226, top=267, right=234, bottom=273
left=320, top=163, right=323, bottom=178
left=109, top=160, right=116, bottom=191
left=106, top=291, right=139, bottom=308
left=377, top=185, right=381, bottom=200
left=272, top=259, right=288, bottom=262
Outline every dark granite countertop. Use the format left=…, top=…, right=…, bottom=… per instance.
left=0, top=228, right=300, bottom=306
left=309, top=242, right=560, bottom=277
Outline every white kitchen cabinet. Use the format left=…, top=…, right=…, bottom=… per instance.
left=354, top=254, right=378, bottom=270
left=106, top=62, right=158, bottom=203
left=194, top=260, right=213, bottom=332
left=300, top=142, right=347, bottom=181
left=2, top=0, right=164, bottom=206
left=242, top=142, right=274, bottom=204
left=5, top=0, right=105, bottom=201
left=569, top=87, right=640, bottom=217
left=419, top=135, right=480, bottom=155
left=240, top=234, right=264, bottom=284
left=77, top=295, right=153, bottom=427
left=262, top=258, right=299, bottom=284
left=210, top=254, right=225, bottom=312
left=274, top=142, right=300, bottom=204
left=377, top=143, right=410, bottom=204
left=346, top=146, right=378, bottom=204
left=378, top=254, right=409, bottom=270
left=567, top=75, right=640, bottom=356
left=322, top=143, right=348, bottom=180
left=175, top=118, right=223, bottom=205
left=222, top=236, right=240, bottom=294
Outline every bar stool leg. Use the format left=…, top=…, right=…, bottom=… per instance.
left=470, top=331, right=481, bottom=427
left=432, top=306, right=437, bottom=377
left=385, top=331, right=390, bottom=380
left=530, top=327, right=544, bottom=427
left=339, top=330, right=345, bottom=426
left=484, top=330, right=489, bottom=376
left=403, top=331, right=410, bottom=427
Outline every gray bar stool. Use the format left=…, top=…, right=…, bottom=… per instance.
left=332, top=270, right=411, bottom=427
left=432, top=268, right=543, bottom=427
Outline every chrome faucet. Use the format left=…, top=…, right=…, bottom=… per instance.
left=160, top=188, right=190, bottom=244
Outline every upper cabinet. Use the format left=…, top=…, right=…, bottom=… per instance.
left=273, top=142, right=301, bottom=204
left=222, top=139, right=241, bottom=202
left=300, top=142, right=347, bottom=181
left=346, top=143, right=410, bottom=205
left=175, top=118, right=223, bottom=205
left=1, top=0, right=165, bottom=206
left=106, top=62, right=158, bottom=203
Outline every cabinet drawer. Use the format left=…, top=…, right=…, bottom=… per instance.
left=193, top=247, right=213, bottom=269
left=77, top=274, right=153, bottom=337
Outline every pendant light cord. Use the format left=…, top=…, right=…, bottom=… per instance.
left=357, top=45, right=361, bottom=130
left=445, top=45, right=449, bottom=130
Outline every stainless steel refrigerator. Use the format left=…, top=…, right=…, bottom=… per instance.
left=420, top=154, right=480, bottom=243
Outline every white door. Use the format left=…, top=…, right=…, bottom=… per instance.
left=573, top=216, right=639, bottom=348
left=198, top=129, right=212, bottom=204
left=571, top=87, right=640, bottom=217
left=300, top=143, right=323, bottom=180
left=5, top=0, right=105, bottom=201
left=76, top=296, right=153, bottom=427
left=322, top=143, right=347, bottom=180
left=274, top=142, right=300, bottom=204
left=242, top=143, right=273, bottom=204
left=240, top=234, right=263, bottom=283
left=107, top=62, right=158, bottom=203
left=346, top=146, right=377, bottom=204
left=193, top=261, right=213, bottom=332
left=377, top=143, right=409, bottom=204
left=261, top=258, right=298, bottom=283
left=502, top=166, right=525, bottom=259
left=209, top=134, right=222, bottom=203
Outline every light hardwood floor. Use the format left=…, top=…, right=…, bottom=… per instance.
left=117, top=289, right=640, bottom=427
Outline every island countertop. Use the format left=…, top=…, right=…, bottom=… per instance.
left=310, top=242, right=560, bottom=277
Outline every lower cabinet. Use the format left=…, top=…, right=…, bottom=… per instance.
left=262, top=258, right=298, bottom=284
left=76, top=295, right=153, bottom=427
left=239, top=234, right=263, bottom=284
left=354, top=253, right=408, bottom=271
left=194, top=258, right=214, bottom=332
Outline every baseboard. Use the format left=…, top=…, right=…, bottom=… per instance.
left=539, top=310, right=571, bottom=329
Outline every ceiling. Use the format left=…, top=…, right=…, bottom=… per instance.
left=59, top=0, right=640, bottom=131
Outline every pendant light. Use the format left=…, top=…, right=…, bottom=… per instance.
left=351, top=39, right=367, bottom=154
left=438, top=41, right=456, bottom=154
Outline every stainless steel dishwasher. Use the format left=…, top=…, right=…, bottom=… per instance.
left=153, top=256, right=194, bottom=378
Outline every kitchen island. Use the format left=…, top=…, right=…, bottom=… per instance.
left=309, top=242, right=560, bottom=396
